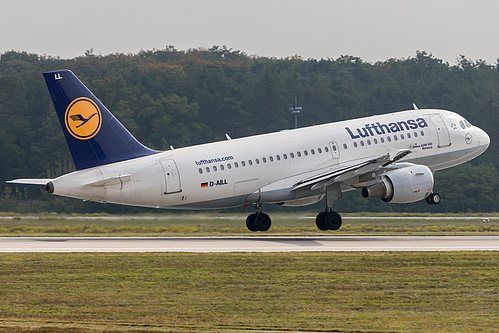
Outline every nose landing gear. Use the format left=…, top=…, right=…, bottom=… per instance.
left=426, top=192, right=441, bottom=205
left=246, top=204, right=272, bottom=232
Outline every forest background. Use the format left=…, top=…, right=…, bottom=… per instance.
left=0, top=47, right=497, bottom=214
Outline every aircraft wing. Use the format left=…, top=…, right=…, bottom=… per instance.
left=6, top=179, right=54, bottom=185
left=292, top=149, right=411, bottom=191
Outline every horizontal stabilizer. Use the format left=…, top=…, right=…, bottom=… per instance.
left=6, top=179, right=53, bottom=185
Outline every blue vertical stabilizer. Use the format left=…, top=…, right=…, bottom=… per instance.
left=44, top=70, right=159, bottom=170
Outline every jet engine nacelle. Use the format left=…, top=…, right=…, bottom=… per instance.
left=362, top=164, right=434, bottom=203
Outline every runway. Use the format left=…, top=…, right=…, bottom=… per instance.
left=0, top=236, right=498, bottom=252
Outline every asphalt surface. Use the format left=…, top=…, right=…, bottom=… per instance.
left=0, top=236, right=497, bottom=252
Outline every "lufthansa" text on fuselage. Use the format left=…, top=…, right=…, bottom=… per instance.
left=345, top=118, right=428, bottom=139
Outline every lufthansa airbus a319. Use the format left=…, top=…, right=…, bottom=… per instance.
left=8, top=70, right=490, bottom=231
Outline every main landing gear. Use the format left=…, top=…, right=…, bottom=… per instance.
left=245, top=184, right=345, bottom=232
left=246, top=205, right=272, bottom=232
left=315, top=210, right=342, bottom=231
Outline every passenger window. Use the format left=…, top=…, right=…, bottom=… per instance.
left=255, top=158, right=260, bottom=164
left=318, top=148, right=322, bottom=153
left=290, top=153, right=295, bottom=158
left=394, top=135, right=398, bottom=141
left=262, top=157, right=267, bottom=163
left=206, top=167, right=210, bottom=173
left=213, top=166, right=217, bottom=171
left=360, top=141, right=365, bottom=146
left=283, top=154, right=288, bottom=159
left=354, top=142, right=358, bottom=148
left=367, top=140, right=371, bottom=145
left=198, top=168, right=203, bottom=174
left=297, top=151, right=302, bottom=157
left=387, top=136, right=392, bottom=142
left=343, top=143, right=347, bottom=149
left=373, top=138, right=378, bottom=144
left=304, top=150, right=308, bottom=156
left=420, top=130, right=425, bottom=136
left=311, top=149, right=315, bottom=155
left=234, top=162, right=239, bottom=168
left=380, top=137, right=385, bottom=143
left=407, top=133, right=411, bottom=139
left=220, top=164, right=224, bottom=170
left=414, top=132, right=418, bottom=137
left=276, top=155, right=281, bottom=161
left=269, top=156, right=274, bottom=162
left=248, top=160, right=253, bottom=166
left=241, top=161, right=246, bottom=167
left=227, top=163, right=232, bottom=169
left=400, top=134, right=404, bottom=140
left=325, top=147, right=329, bottom=152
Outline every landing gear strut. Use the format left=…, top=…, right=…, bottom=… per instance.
left=246, top=205, right=272, bottom=232
left=316, top=183, right=343, bottom=231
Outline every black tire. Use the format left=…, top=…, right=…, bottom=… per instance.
left=246, top=213, right=258, bottom=232
left=430, top=193, right=441, bottom=205
left=316, top=212, right=328, bottom=230
left=426, top=195, right=432, bottom=204
left=255, top=213, right=272, bottom=231
left=426, top=193, right=441, bottom=205
left=325, top=211, right=342, bottom=230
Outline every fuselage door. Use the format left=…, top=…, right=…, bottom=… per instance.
left=160, top=159, right=181, bottom=194
left=329, top=141, right=340, bottom=160
left=428, top=115, right=451, bottom=148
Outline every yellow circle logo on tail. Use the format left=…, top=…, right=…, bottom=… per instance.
left=65, top=97, right=102, bottom=140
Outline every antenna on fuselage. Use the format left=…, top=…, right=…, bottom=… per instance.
left=413, top=103, right=419, bottom=110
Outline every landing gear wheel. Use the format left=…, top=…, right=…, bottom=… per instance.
left=426, top=193, right=441, bottom=205
left=316, top=212, right=328, bottom=230
left=325, top=211, right=342, bottom=230
left=246, top=213, right=258, bottom=232
left=255, top=213, right=272, bottom=231
left=316, top=211, right=342, bottom=230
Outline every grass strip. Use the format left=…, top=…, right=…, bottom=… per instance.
left=0, top=213, right=498, bottom=236
left=0, top=252, right=497, bottom=332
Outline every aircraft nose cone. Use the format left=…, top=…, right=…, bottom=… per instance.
left=479, top=128, right=490, bottom=148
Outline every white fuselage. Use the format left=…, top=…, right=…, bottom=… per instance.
left=49, top=109, right=490, bottom=209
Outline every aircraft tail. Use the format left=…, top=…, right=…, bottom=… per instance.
left=44, top=70, right=159, bottom=170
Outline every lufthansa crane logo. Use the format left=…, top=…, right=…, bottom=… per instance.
left=65, top=97, right=102, bottom=140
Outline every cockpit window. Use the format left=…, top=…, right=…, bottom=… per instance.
left=459, top=120, right=466, bottom=129
left=464, top=119, right=472, bottom=128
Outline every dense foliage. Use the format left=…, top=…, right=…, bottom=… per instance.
left=1, top=47, right=497, bottom=212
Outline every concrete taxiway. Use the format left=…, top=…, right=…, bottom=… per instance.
left=0, top=236, right=497, bottom=252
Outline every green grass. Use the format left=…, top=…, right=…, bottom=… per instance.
left=0, top=212, right=498, bottom=236
left=0, top=252, right=497, bottom=332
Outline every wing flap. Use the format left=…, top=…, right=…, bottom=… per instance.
left=293, top=150, right=412, bottom=191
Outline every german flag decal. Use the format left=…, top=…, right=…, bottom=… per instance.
left=201, top=182, right=208, bottom=188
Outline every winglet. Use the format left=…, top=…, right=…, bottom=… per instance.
left=43, top=70, right=160, bottom=170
